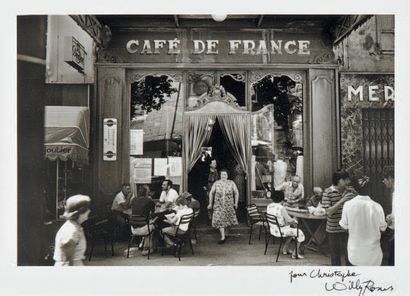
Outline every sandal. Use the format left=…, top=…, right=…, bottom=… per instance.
left=292, top=253, right=305, bottom=259
left=217, top=239, right=226, bottom=244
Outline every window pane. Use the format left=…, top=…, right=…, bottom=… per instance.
left=130, top=74, right=183, bottom=198
left=219, top=73, right=247, bottom=107
left=250, top=73, right=304, bottom=203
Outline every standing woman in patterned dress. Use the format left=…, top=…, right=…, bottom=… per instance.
left=207, top=169, right=239, bottom=244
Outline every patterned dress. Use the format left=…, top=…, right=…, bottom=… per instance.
left=266, top=202, right=305, bottom=242
left=210, top=180, right=239, bottom=228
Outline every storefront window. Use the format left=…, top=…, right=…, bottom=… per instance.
left=129, top=74, right=183, bottom=198
left=250, top=73, right=304, bottom=199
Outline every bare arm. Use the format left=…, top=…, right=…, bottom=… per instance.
left=208, top=183, right=216, bottom=209
left=232, top=182, right=239, bottom=209
left=326, top=195, right=349, bottom=216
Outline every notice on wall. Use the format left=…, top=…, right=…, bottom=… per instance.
left=103, top=118, right=117, bottom=161
left=132, top=158, right=152, bottom=184
left=130, top=129, right=143, bottom=155
left=168, top=157, right=182, bottom=177
left=154, top=158, right=168, bottom=176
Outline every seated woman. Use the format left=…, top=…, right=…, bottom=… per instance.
left=266, top=193, right=305, bottom=259
left=160, top=196, right=193, bottom=248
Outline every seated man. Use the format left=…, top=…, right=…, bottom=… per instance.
left=111, top=183, right=134, bottom=227
left=276, top=175, right=304, bottom=208
left=306, top=187, right=323, bottom=208
left=130, top=185, right=157, bottom=256
left=161, top=196, right=193, bottom=248
left=159, top=179, right=179, bottom=208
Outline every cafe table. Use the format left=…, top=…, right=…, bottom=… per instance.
left=286, top=207, right=327, bottom=254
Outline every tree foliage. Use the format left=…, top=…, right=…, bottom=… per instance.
left=130, top=75, right=177, bottom=118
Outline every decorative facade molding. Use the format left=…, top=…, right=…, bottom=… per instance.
left=70, top=15, right=112, bottom=49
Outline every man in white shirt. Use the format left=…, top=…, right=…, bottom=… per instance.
left=339, top=176, right=387, bottom=266
left=111, top=183, right=134, bottom=227
left=159, top=179, right=179, bottom=205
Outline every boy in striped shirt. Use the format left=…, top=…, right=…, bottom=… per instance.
left=322, top=170, right=354, bottom=266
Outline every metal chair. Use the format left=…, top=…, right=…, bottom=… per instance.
left=161, top=212, right=195, bottom=261
left=246, top=204, right=266, bottom=244
left=84, top=216, right=115, bottom=261
left=264, top=213, right=299, bottom=262
left=192, top=209, right=200, bottom=241
left=127, top=214, right=155, bottom=259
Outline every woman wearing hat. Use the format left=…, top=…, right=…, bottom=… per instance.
left=53, top=194, right=91, bottom=266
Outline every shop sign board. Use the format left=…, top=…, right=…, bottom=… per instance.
left=98, top=29, right=334, bottom=64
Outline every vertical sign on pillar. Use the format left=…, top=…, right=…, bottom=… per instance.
left=103, top=118, right=117, bottom=161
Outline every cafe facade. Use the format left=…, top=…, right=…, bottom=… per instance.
left=92, top=15, right=347, bottom=212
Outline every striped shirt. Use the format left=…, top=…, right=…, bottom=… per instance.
left=322, top=185, right=344, bottom=233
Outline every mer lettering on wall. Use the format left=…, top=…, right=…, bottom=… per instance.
left=126, top=39, right=311, bottom=55
left=348, top=85, right=394, bottom=102
left=340, top=74, right=395, bottom=103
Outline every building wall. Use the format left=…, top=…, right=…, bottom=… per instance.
left=17, top=15, right=47, bottom=266
left=335, top=15, right=394, bottom=211
left=333, top=16, right=394, bottom=72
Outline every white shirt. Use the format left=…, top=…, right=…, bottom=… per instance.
left=159, top=188, right=179, bottom=203
left=174, top=207, right=193, bottom=232
left=111, top=191, right=133, bottom=215
left=388, top=192, right=395, bottom=230
left=53, top=220, right=87, bottom=263
left=339, top=195, right=387, bottom=266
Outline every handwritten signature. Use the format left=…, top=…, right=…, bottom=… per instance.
left=289, top=269, right=394, bottom=295
left=325, top=279, right=393, bottom=296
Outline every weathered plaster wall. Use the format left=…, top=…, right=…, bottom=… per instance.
left=333, top=16, right=394, bottom=72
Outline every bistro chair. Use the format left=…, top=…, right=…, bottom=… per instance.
left=192, top=209, right=200, bottom=241
left=160, top=212, right=195, bottom=261
left=264, top=213, right=299, bottom=262
left=127, top=214, right=155, bottom=259
left=246, top=204, right=266, bottom=244
left=84, top=216, right=115, bottom=262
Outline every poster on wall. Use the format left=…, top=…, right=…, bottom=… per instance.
left=154, top=158, right=168, bottom=176
left=168, top=156, right=182, bottom=177
left=132, top=158, right=152, bottom=183
left=103, top=118, right=117, bottom=161
left=130, top=129, right=143, bottom=155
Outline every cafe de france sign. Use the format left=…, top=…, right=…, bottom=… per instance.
left=126, top=39, right=311, bottom=55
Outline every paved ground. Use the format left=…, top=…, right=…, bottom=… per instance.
left=85, top=224, right=331, bottom=266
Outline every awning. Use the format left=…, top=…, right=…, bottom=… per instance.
left=44, top=106, right=90, bottom=165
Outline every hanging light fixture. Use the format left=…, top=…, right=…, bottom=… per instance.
left=211, top=14, right=227, bottom=22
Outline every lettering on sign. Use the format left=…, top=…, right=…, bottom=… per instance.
left=348, top=85, right=394, bottom=102
left=126, top=39, right=311, bottom=55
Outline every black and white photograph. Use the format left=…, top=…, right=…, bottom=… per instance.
left=3, top=0, right=410, bottom=295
